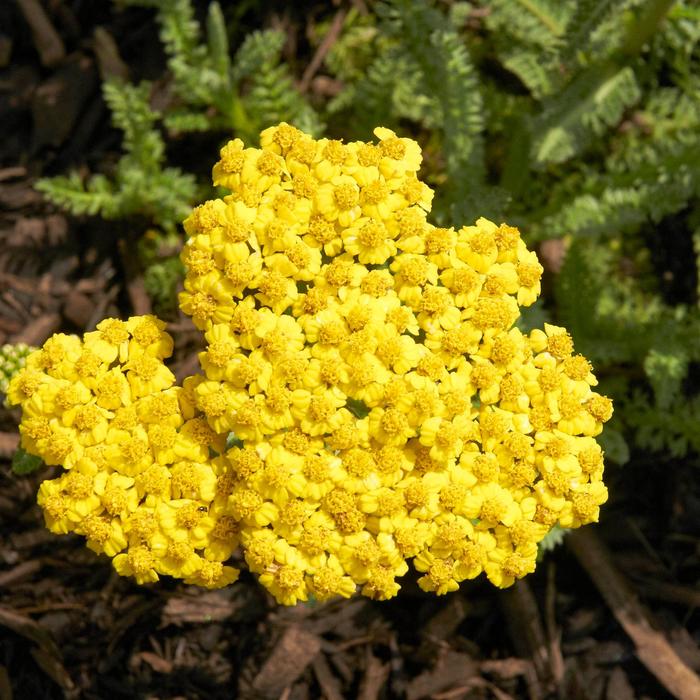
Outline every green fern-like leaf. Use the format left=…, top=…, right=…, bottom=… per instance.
left=537, top=525, right=568, bottom=560
left=623, top=391, right=700, bottom=457
left=557, top=0, right=627, bottom=68
left=244, top=62, right=322, bottom=137
left=163, top=108, right=216, bottom=133
left=206, top=2, right=231, bottom=80
left=501, top=49, right=556, bottom=99
left=643, top=347, right=688, bottom=411
left=532, top=66, right=641, bottom=165
left=232, top=29, right=286, bottom=82
left=381, top=0, right=485, bottom=221
left=539, top=133, right=700, bottom=238
left=486, top=0, right=569, bottom=49
left=36, top=173, right=116, bottom=218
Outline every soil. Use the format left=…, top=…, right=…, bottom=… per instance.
left=1, top=3, right=699, bottom=699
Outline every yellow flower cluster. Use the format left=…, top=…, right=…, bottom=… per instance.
left=176, top=124, right=611, bottom=602
left=10, top=124, right=612, bottom=603
left=7, top=317, right=239, bottom=588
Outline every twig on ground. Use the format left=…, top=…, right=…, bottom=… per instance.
left=299, top=8, right=348, bottom=93
left=631, top=577, right=700, bottom=609
left=358, top=646, right=390, bottom=700
left=568, top=527, right=700, bottom=700
left=312, top=654, right=344, bottom=700
left=545, top=563, right=565, bottom=692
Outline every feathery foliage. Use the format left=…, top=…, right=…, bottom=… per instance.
left=121, top=0, right=321, bottom=140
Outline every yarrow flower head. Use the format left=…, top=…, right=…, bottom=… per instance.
left=8, top=316, right=237, bottom=588
left=10, top=124, right=612, bottom=603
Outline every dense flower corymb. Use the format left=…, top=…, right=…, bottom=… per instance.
left=10, top=124, right=612, bottom=603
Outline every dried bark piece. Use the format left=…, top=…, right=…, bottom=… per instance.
left=606, top=666, right=635, bottom=700
left=413, top=595, right=469, bottom=664
left=118, top=239, right=151, bottom=317
left=133, top=651, right=173, bottom=675
left=252, top=626, right=321, bottom=699
left=63, top=289, right=94, bottom=329
left=0, top=432, right=19, bottom=459
left=161, top=590, right=241, bottom=626
left=0, top=605, right=73, bottom=691
left=31, top=56, right=97, bottom=151
left=406, top=649, right=477, bottom=700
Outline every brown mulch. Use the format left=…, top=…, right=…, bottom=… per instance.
left=1, top=3, right=699, bottom=699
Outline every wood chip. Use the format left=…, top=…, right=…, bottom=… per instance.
left=134, top=651, right=173, bottom=675
left=252, top=626, right=321, bottom=699
left=174, top=352, right=201, bottom=384
left=10, top=313, right=61, bottom=345
left=568, top=528, right=700, bottom=700
left=0, top=182, right=43, bottom=209
left=118, top=239, right=151, bottom=316
left=0, top=433, right=19, bottom=460
left=31, top=56, right=97, bottom=150
left=480, top=657, right=530, bottom=679
left=312, top=654, right=344, bottom=700
left=406, top=650, right=477, bottom=700
left=16, top=0, right=65, bottom=67
left=0, top=665, right=12, bottom=700
left=0, top=167, right=27, bottom=182
left=63, top=289, right=95, bottom=329
left=423, top=594, right=468, bottom=641
left=0, top=560, right=41, bottom=588
left=0, top=606, right=58, bottom=655
left=635, top=577, right=700, bottom=609
left=358, top=648, right=390, bottom=700
left=92, top=27, right=129, bottom=81
left=161, top=590, right=241, bottom=626
left=0, top=606, right=72, bottom=690
left=29, top=646, right=74, bottom=691
left=606, top=666, right=635, bottom=700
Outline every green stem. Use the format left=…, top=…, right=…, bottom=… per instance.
left=619, top=0, right=676, bottom=59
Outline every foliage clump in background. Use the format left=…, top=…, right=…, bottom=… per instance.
left=32, top=0, right=700, bottom=533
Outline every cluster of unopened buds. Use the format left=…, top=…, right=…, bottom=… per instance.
left=1, top=343, right=35, bottom=406
left=8, top=124, right=612, bottom=603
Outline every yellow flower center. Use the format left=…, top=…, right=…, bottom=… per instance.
left=334, top=183, right=359, bottom=210
left=128, top=546, right=155, bottom=575
left=100, top=320, right=129, bottom=345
